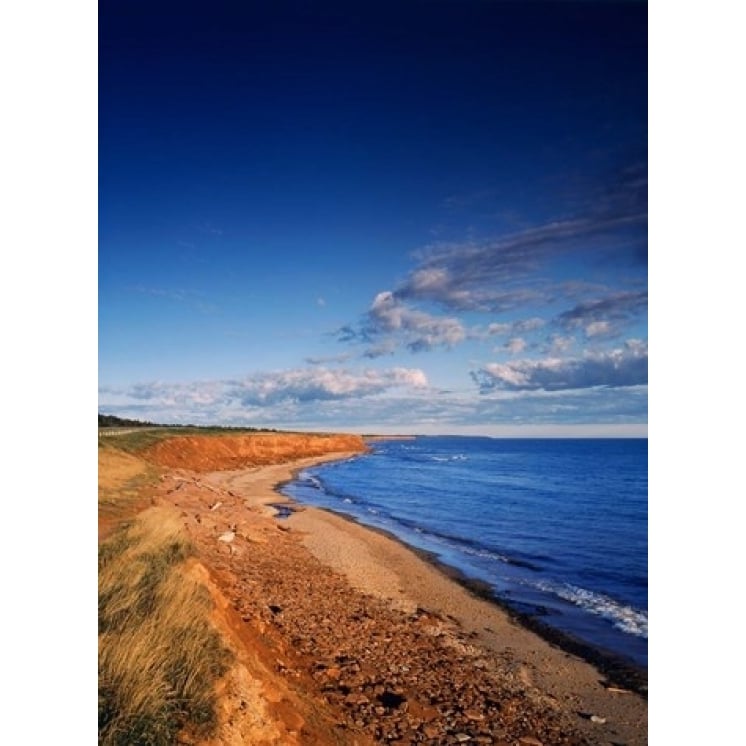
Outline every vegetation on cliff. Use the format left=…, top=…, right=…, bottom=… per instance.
left=98, top=508, right=231, bottom=745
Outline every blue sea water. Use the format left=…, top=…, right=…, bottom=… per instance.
left=281, top=437, right=648, bottom=667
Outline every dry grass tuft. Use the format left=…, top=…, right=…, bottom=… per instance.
left=99, top=508, right=231, bottom=745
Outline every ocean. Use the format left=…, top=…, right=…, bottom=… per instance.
left=281, top=436, right=648, bottom=668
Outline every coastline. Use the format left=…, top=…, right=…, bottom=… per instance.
left=275, top=481, right=647, bottom=697
left=164, top=450, right=647, bottom=744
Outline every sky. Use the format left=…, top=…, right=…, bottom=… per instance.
left=99, top=0, right=648, bottom=435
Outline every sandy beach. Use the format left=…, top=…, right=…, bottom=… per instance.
left=145, top=444, right=647, bottom=745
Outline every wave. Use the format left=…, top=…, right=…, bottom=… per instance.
left=388, top=514, right=542, bottom=570
left=298, top=471, right=324, bottom=491
left=302, top=475, right=542, bottom=572
left=529, top=579, right=648, bottom=638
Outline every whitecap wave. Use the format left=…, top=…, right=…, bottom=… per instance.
left=531, top=579, right=648, bottom=638
left=300, top=473, right=323, bottom=490
left=460, top=545, right=511, bottom=564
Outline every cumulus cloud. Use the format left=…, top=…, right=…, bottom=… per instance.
left=472, top=340, right=648, bottom=392
left=504, top=337, right=527, bottom=355
left=335, top=173, right=646, bottom=358
left=103, top=367, right=430, bottom=415
left=514, top=317, right=546, bottom=333
left=486, top=322, right=512, bottom=336
left=543, top=334, right=576, bottom=355
left=229, top=366, right=428, bottom=405
left=585, top=320, right=613, bottom=338
left=339, top=291, right=466, bottom=355
left=486, top=317, right=546, bottom=337
left=100, top=384, right=647, bottom=432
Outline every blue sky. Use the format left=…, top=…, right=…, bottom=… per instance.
left=99, top=0, right=648, bottom=435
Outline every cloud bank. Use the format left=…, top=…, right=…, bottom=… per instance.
left=104, top=366, right=429, bottom=410
left=472, top=340, right=647, bottom=392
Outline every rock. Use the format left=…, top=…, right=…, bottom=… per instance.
left=518, top=737, right=543, bottom=746
left=465, top=709, right=485, bottom=721
left=209, top=501, right=222, bottom=511
left=455, top=734, right=472, bottom=742
left=218, top=531, right=235, bottom=543
left=422, top=723, right=441, bottom=739
left=590, top=715, right=606, bottom=724
left=344, top=693, right=369, bottom=706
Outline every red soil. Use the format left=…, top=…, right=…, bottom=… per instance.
left=142, top=432, right=368, bottom=472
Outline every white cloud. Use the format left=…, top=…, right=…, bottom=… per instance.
left=102, top=366, right=430, bottom=417
left=358, top=291, right=466, bottom=353
left=230, top=366, right=428, bottom=405
left=585, top=320, right=612, bottom=337
left=472, top=340, right=648, bottom=392
left=544, top=334, right=576, bottom=355
left=486, top=322, right=512, bottom=336
left=504, top=337, right=527, bottom=355
left=399, top=210, right=646, bottom=313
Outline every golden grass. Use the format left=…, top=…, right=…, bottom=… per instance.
left=98, top=443, right=160, bottom=530
left=99, top=508, right=231, bottom=746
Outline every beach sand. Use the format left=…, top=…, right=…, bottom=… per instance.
left=155, top=451, right=647, bottom=745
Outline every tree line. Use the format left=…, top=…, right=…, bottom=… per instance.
left=98, top=413, right=278, bottom=432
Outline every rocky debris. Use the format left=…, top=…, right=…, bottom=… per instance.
left=159, top=472, right=594, bottom=746
left=589, top=716, right=606, bottom=725
left=209, top=531, right=588, bottom=745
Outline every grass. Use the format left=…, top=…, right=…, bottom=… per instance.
left=97, top=443, right=161, bottom=532
left=98, top=426, right=339, bottom=455
left=98, top=426, right=278, bottom=454
left=99, top=508, right=232, bottom=746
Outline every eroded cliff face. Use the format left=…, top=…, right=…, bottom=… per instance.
left=142, top=432, right=368, bottom=472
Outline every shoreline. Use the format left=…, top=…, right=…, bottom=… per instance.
left=274, top=457, right=647, bottom=696
left=293, top=501, right=647, bottom=695
left=196, top=451, right=648, bottom=744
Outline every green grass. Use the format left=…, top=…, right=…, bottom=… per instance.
left=99, top=509, right=232, bottom=746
